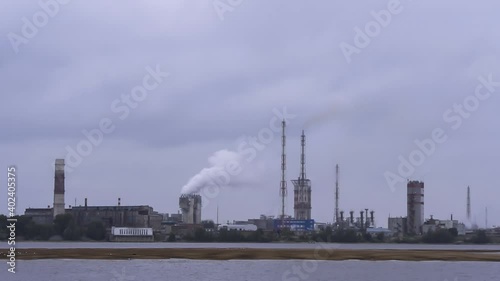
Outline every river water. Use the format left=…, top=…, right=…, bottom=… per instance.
left=2, top=243, right=499, bottom=280
left=1, top=259, right=499, bottom=281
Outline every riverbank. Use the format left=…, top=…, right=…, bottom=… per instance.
left=1, top=248, right=499, bottom=262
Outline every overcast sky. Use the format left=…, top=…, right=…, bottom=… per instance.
left=1, top=0, right=499, bottom=228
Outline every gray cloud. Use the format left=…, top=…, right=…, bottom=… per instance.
left=1, top=0, right=499, bottom=227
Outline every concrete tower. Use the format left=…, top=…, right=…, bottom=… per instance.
left=53, top=159, right=65, bottom=218
left=407, top=180, right=424, bottom=235
left=292, top=130, right=311, bottom=220
left=179, top=194, right=202, bottom=224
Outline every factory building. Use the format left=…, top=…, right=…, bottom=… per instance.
left=248, top=215, right=279, bottom=231
left=388, top=216, right=408, bottom=236
left=70, top=200, right=162, bottom=230
left=25, top=207, right=54, bottom=225
left=25, top=159, right=66, bottom=223
left=422, top=216, right=466, bottom=236
left=110, top=226, right=154, bottom=242
left=407, top=180, right=424, bottom=235
left=24, top=159, right=163, bottom=235
left=292, top=131, right=312, bottom=220
left=179, top=194, right=202, bottom=224
left=336, top=209, right=376, bottom=230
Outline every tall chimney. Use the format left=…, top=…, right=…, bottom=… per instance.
left=466, top=186, right=471, bottom=221
left=365, top=209, right=369, bottom=228
left=84, top=198, right=87, bottom=207
left=53, top=159, right=65, bottom=218
left=370, top=210, right=375, bottom=226
left=360, top=211, right=364, bottom=230
left=349, top=211, right=354, bottom=224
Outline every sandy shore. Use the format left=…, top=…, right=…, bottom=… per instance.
left=1, top=248, right=500, bottom=262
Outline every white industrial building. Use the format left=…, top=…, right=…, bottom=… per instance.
left=422, top=217, right=466, bottom=236
left=218, top=224, right=257, bottom=231
left=110, top=227, right=154, bottom=242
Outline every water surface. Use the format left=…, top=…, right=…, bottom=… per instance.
left=2, top=259, right=499, bottom=281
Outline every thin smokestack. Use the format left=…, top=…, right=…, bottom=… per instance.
left=467, top=186, right=471, bottom=221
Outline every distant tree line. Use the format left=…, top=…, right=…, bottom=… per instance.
left=0, top=214, right=106, bottom=241
left=172, top=224, right=495, bottom=244
left=182, top=228, right=274, bottom=243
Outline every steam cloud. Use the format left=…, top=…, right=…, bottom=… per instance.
left=303, top=98, right=351, bottom=130
left=181, top=149, right=260, bottom=194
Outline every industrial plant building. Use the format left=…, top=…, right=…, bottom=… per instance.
left=23, top=159, right=164, bottom=240
left=53, top=159, right=65, bottom=218
left=388, top=217, right=407, bottom=237
left=292, top=131, right=312, bottom=220
left=335, top=209, right=377, bottom=230
left=179, top=194, right=202, bottom=224
left=388, top=180, right=425, bottom=235
left=407, top=180, right=424, bottom=235
left=422, top=216, right=466, bottom=236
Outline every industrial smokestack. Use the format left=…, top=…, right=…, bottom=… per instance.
left=340, top=211, right=344, bottom=222
left=370, top=210, right=374, bottom=226
left=280, top=120, right=287, bottom=226
left=84, top=198, right=87, bottom=207
left=53, top=159, right=65, bottom=218
left=467, top=186, right=471, bottom=221
left=360, top=211, right=364, bottom=230
left=335, top=164, right=339, bottom=224
left=349, top=211, right=354, bottom=224
left=365, top=209, right=369, bottom=228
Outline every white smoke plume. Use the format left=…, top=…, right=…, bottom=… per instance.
left=303, top=97, right=351, bottom=130
left=181, top=149, right=264, bottom=194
